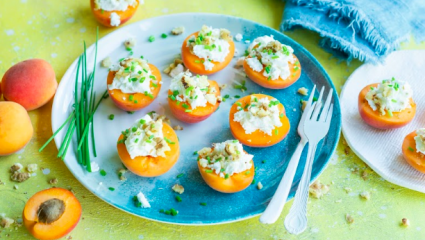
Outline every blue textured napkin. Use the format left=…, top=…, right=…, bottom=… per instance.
left=281, top=0, right=425, bottom=63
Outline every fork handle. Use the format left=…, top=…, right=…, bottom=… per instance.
left=284, top=141, right=318, bottom=234
left=259, top=140, right=307, bottom=224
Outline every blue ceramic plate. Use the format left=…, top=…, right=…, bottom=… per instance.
left=52, top=13, right=341, bottom=225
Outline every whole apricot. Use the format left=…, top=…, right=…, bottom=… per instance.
left=2, top=59, right=57, bottom=111
left=0, top=101, right=33, bottom=156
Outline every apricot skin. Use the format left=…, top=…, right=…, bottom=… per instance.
left=0, top=101, right=33, bottom=156
left=1, top=59, right=57, bottom=111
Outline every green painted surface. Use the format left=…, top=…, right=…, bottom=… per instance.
left=1, top=0, right=425, bottom=239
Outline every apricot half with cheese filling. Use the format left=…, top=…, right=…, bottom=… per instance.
left=402, top=129, right=425, bottom=173
left=23, top=188, right=81, bottom=240
left=90, top=0, right=139, bottom=27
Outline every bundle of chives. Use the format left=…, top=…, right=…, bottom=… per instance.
left=39, top=28, right=107, bottom=172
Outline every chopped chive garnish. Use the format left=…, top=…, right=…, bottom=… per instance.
left=224, top=94, right=230, bottom=99
left=117, top=139, right=125, bottom=144
left=152, top=82, right=158, bottom=88
left=108, top=187, right=115, bottom=191
left=159, top=209, right=165, bottom=213
left=170, top=208, right=178, bottom=216
left=119, top=57, right=125, bottom=62
left=236, top=102, right=242, bottom=107
left=408, top=147, right=415, bottom=152
left=245, top=171, right=251, bottom=175
left=234, top=95, right=240, bottom=98
left=176, top=173, right=184, bottom=178
left=313, top=97, right=318, bottom=102
left=109, top=114, right=115, bottom=120
left=193, top=151, right=198, bottom=155
left=224, top=173, right=229, bottom=179
left=265, top=65, right=271, bottom=74
left=251, top=179, right=256, bottom=185
left=185, top=109, right=192, bottom=113
left=169, top=95, right=176, bottom=101
left=148, top=35, right=155, bottom=42
left=175, top=196, right=182, bottom=202
left=164, top=137, right=175, bottom=145
left=274, top=129, right=279, bottom=135
left=164, top=210, right=171, bottom=215
left=134, top=100, right=138, bottom=104
left=391, top=99, right=397, bottom=103
left=134, top=138, right=139, bottom=143
left=161, top=33, right=167, bottom=38
left=139, top=119, right=146, bottom=124
left=144, top=91, right=154, bottom=99
left=200, top=202, right=207, bottom=206
left=294, top=66, right=299, bottom=71
left=129, top=95, right=134, bottom=101
left=194, top=60, right=201, bottom=63
left=205, top=169, right=213, bottom=173
left=387, top=110, right=393, bottom=117
left=262, top=160, right=266, bottom=163
left=182, top=103, right=189, bottom=109
left=100, top=169, right=107, bottom=176
left=127, top=111, right=135, bottom=114
left=279, top=113, right=284, bottom=118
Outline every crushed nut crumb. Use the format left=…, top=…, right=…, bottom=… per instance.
left=118, top=169, right=127, bottom=181
left=13, top=185, right=19, bottom=190
left=297, top=87, right=308, bottom=96
left=172, top=184, right=184, bottom=194
left=171, top=26, right=185, bottom=35
left=257, top=182, right=263, bottom=190
left=124, top=37, right=136, bottom=49
left=344, top=187, right=352, bottom=193
left=27, top=163, right=38, bottom=173
left=360, top=191, right=371, bottom=200
left=301, top=100, right=307, bottom=111
left=219, top=84, right=227, bottom=90
left=361, top=170, right=369, bottom=180
left=401, top=218, right=410, bottom=227
left=0, top=215, right=15, bottom=228
left=345, top=214, right=354, bottom=224
left=49, top=178, right=58, bottom=185
left=309, top=180, right=330, bottom=199
left=164, top=58, right=185, bottom=77
left=101, top=57, right=112, bottom=68
left=10, top=172, right=30, bottom=182
left=173, top=125, right=183, bottom=131
left=10, top=163, right=23, bottom=173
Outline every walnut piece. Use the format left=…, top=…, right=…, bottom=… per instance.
left=124, top=37, right=136, bottom=49
left=101, top=57, right=112, bottom=68
left=309, top=180, right=330, bottom=199
left=297, top=87, right=308, bottom=96
left=49, top=178, right=58, bottom=185
left=117, top=169, right=127, bottom=181
left=301, top=100, right=307, bottom=111
left=360, top=191, right=371, bottom=200
left=27, top=163, right=38, bottom=173
left=10, top=172, right=30, bottom=182
left=173, top=125, right=183, bottom=131
left=257, top=182, right=263, bottom=190
left=10, top=163, right=23, bottom=173
left=401, top=218, right=410, bottom=227
left=172, top=184, right=184, bottom=194
left=0, top=216, right=15, bottom=228
left=164, top=58, right=185, bottom=77
left=171, top=26, right=185, bottom=35
left=345, top=214, right=354, bottom=224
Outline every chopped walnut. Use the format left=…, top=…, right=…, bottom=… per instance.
left=297, top=87, right=308, bottom=96
left=171, top=26, right=185, bottom=35
left=235, top=57, right=245, bottom=68
left=27, top=163, right=38, bottom=173
left=219, top=28, right=232, bottom=41
left=173, top=125, right=183, bottom=131
left=124, top=37, right=136, bottom=49
left=309, top=180, right=330, bottom=199
left=219, top=84, right=227, bottom=90
left=0, top=216, right=14, bottom=228
left=344, top=187, right=352, bottom=193
left=198, top=147, right=212, bottom=157
left=205, top=93, right=218, bottom=105
left=164, top=58, right=185, bottom=77
left=10, top=172, right=30, bottom=182
left=257, top=182, right=263, bottom=190
left=172, top=184, right=184, bottom=194
left=301, top=100, right=307, bottom=111
left=117, top=169, right=127, bottom=181
left=401, top=218, right=410, bottom=227
left=156, top=115, right=171, bottom=125
left=154, top=137, right=169, bottom=157
left=345, top=214, right=354, bottom=224
left=360, top=191, right=371, bottom=200
left=49, top=178, right=58, bottom=185
left=101, top=57, right=112, bottom=68
left=10, top=163, right=23, bottom=173
left=13, top=185, right=18, bottom=190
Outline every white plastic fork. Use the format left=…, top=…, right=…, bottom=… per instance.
left=284, top=88, right=334, bottom=235
left=259, top=85, right=318, bottom=224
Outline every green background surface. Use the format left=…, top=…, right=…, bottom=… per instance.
left=1, top=0, right=425, bottom=239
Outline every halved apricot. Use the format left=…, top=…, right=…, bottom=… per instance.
left=402, top=131, right=425, bottom=173
left=107, top=63, right=161, bottom=112
left=23, top=188, right=81, bottom=240
left=358, top=83, right=416, bottom=129
left=168, top=80, right=221, bottom=123
left=198, top=158, right=254, bottom=193
left=90, top=0, right=139, bottom=27
left=181, top=32, right=235, bottom=75
left=243, top=54, right=301, bottom=89
left=117, top=122, right=180, bottom=177
left=229, top=94, right=290, bottom=147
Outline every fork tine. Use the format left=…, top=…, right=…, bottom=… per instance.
left=305, top=85, right=317, bottom=109
left=325, top=103, right=334, bottom=123
left=310, top=87, right=324, bottom=120
left=319, top=89, right=333, bottom=122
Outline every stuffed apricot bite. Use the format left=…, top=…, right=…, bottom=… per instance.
left=23, top=188, right=81, bottom=240
left=168, top=71, right=221, bottom=123
left=117, top=114, right=180, bottom=177
left=358, top=78, right=416, bottom=129
left=229, top=94, right=290, bottom=147
left=197, top=140, right=254, bottom=193
left=182, top=25, right=235, bottom=75
left=90, top=0, right=139, bottom=27
left=107, top=57, right=161, bottom=112
left=243, top=36, right=301, bottom=89
left=402, top=129, right=425, bottom=173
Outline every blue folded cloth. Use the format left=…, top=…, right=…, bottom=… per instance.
left=281, top=0, right=425, bottom=63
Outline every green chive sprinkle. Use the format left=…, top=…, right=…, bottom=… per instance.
left=100, top=169, right=107, bottom=176
left=387, top=110, right=393, bottom=117
left=176, top=173, right=184, bottom=178
left=245, top=171, right=251, bottom=175
left=274, top=129, right=279, bottom=135
left=161, top=33, right=167, bottom=38
left=175, top=196, right=182, bottom=202
left=391, top=99, right=397, bottom=103
left=109, top=114, right=115, bottom=120
left=200, top=202, right=207, bottom=206
left=408, top=146, right=415, bottom=152
left=224, top=174, right=229, bottom=179
left=129, top=95, right=134, bottom=101
left=132, top=127, right=137, bottom=132
left=279, top=113, right=284, bottom=118
left=127, top=111, right=135, bottom=114
left=193, top=151, right=198, bottom=155
left=182, top=103, right=189, bottom=109
left=205, top=169, right=213, bottom=173
left=234, top=95, right=240, bottom=98
left=108, top=187, right=115, bottom=191
left=170, top=208, right=178, bottom=216
left=164, top=137, right=176, bottom=145
left=139, top=119, right=146, bottom=124
left=148, top=35, right=155, bottom=42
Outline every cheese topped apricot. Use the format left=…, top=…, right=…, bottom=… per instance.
left=90, top=0, right=139, bottom=27
left=243, top=35, right=301, bottom=89
left=182, top=25, right=235, bottom=75
left=117, top=114, right=180, bottom=177
left=229, top=94, right=290, bottom=147
left=107, top=57, right=161, bottom=112
left=197, top=140, right=254, bottom=193
left=358, top=78, right=416, bottom=129
left=168, top=71, right=221, bottom=123
left=23, top=188, right=81, bottom=240
left=402, top=129, right=425, bottom=173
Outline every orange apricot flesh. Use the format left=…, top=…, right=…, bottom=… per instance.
left=0, top=101, right=33, bottom=156
left=117, top=122, right=180, bottom=177
left=243, top=54, right=301, bottom=89
left=229, top=94, right=290, bottom=147
left=90, top=0, right=139, bottom=27
left=358, top=83, right=416, bottom=129
left=402, top=131, right=425, bottom=174
left=23, top=188, right=82, bottom=240
left=181, top=32, right=235, bottom=75
left=107, top=63, right=161, bottom=112
left=167, top=80, right=221, bottom=123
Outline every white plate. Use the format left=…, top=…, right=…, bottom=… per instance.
left=341, top=50, right=425, bottom=193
